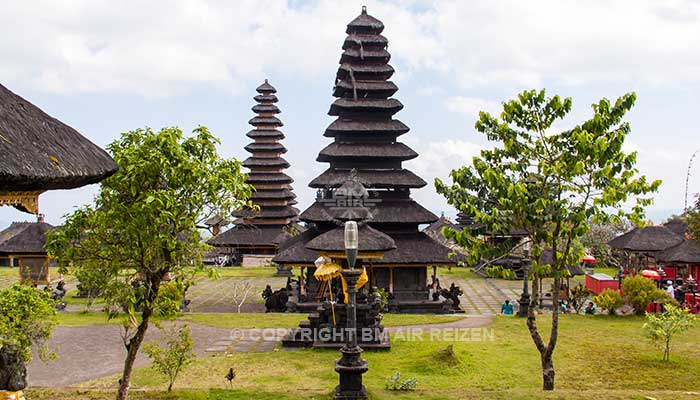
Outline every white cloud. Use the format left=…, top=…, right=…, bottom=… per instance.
left=444, top=96, right=501, bottom=118
left=403, top=137, right=484, bottom=214
left=3, top=1, right=700, bottom=97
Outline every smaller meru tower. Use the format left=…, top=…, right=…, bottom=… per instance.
left=211, top=80, right=299, bottom=266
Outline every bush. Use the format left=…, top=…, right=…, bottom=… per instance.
left=622, top=275, right=673, bottom=315
left=485, top=265, right=517, bottom=280
left=143, top=324, right=196, bottom=391
left=644, top=305, right=696, bottom=361
left=385, top=371, right=417, bottom=391
left=592, top=289, right=623, bottom=315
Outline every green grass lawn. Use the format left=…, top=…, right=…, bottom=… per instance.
left=31, top=314, right=700, bottom=399
left=436, top=265, right=482, bottom=280
left=198, top=266, right=280, bottom=279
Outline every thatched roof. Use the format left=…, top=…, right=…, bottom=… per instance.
left=272, top=227, right=322, bottom=264
left=209, top=225, right=290, bottom=247
left=374, top=232, right=459, bottom=265
left=655, top=239, right=700, bottom=264
left=0, top=221, right=54, bottom=254
left=608, top=226, right=683, bottom=252
left=0, top=83, right=117, bottom=191
left=309, top=169, right=426, bottom=189
left=306, top=224, right=396, bottom=252
left=0, top=221, right=32, bottom=244
left=324, top=119, right=409, bottom=137
left=300, top=198, right=437, bottom=225
left=663, top=218, right=688, bottom=237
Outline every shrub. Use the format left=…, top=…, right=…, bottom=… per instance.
left=622, top=275, right=673, bottom=315
left=569, top=283, right=593, bottom=313
left=143, top=324, right=196, bottom=391
left=644, top=305, right=696, bottom=361
left=385, top=371, right=417, bottom=391
left=592, top=289, right=623, bottom=315
left=485, top=265, right=517, bottom=280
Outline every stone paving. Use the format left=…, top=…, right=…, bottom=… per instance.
left=442, top=276, right=522, bottom=315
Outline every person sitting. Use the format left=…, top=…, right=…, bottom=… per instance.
left=501, top=299, right=514, bottom=315
left=560, top=301, right=571, bottom=314
left=584, top=302, right=596, bottom=315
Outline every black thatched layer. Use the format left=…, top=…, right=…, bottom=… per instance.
left=337, top=63, right=394, bottom=80
left=325, top=119, right=409, bottom=136
left=246, top=129, right=284, bottom=139
left=340, top=48, right=390, bottom=63
left=273, top=227, right=322, bottom=264
left=373, top=232, right=457, bottom=265
left=608, top=226, right=683, bottom=252
left=248, top=116, right=283, bottom=127
left=333, top=80, right=397, bottom=98
left=306, top=224, right=396, bottom=252
left=346, top=7, right=384, bottom=33
left=0, top=222, right=53, bottom=254
left=250, top=189, right=296, bottom=200
left=252, top=104, right=280, bottom=114
left=246, top=172, right=293, bottom=184
left=256, top=80, right=277, bottom=93
left=343, top=34, right=388, bottom=49
left=244, top=143, right=287, bottom=153
left=309, top=169, right=426, bottom=189
left=210, top=225, right=288, bottom=247
left=300, top=199, right=437, bottom=224
left=329, top=98, right=403, bottom=116
left=243, top=157, right=290, bottom=168
left=235, top=206, right=299, bottom=219
left=0, top=84, right=117, bottom=191
left=254, top=94, right=278, bottom=103
left=656, top=240, right=700, bottom=263
left=318, top=142, right=417, bottom=161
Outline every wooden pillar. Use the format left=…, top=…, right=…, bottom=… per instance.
left=432, top=265, right=437, bottom=290
left=389, top=267, right=394, bottom=294
left=300, top=266, right=305, bottom=296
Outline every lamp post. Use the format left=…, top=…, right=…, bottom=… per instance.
left=334, top=221, right=368, bottom=400
left=517, top=248, right=531, bottom=317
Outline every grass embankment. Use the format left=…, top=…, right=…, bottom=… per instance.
left=56, top=311, right=464, bottom=328
left=33, top=314, right=700, bottom=399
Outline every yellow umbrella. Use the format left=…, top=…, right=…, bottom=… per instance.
left=340, top=267, right=369, bottom=304
left=314, top=262, right=343, bottom=325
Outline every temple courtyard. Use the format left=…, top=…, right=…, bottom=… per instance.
left=1, top=266, right=698, bottom=399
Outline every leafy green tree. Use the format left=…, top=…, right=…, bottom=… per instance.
left=0, top=284, right=57, bottom=391
left=143, top=324, right=196, bottom=391
left=688, top=196, right=700, bottom=240
left=622, top=275, right=674, bottom=315
left=644, top=305, right=696, bottom=361
left=436, top=90, right=660, bottom=390
left=592, top=289, right=623, bottom=315
left=46, top=126, right=251, bottom=400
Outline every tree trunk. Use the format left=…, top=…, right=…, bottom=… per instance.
left=542, top=352, right=555, bottom=390
left=526, top=274, right=560, bottom=391
left=116, top=278, right=160, bottom=400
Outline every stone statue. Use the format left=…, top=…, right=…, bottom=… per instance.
left=0, top=346, right=26, bottom=391
left=439, top=283, right=463, bottom=310
left=262, top=285, right=289, bottom=312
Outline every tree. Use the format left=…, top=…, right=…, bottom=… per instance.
left=46, top=126, right=251, bottom=400
left=644, top=304, right=696, bottom=361
left=687, top=196, right=700, bottom=240
left=0, top=284, right=57, bottom=391
left=436, top=90, right=660, bottom=390
left=579, top=219, right=633, bottom=268
left=143, top=324, right=196, bottom=391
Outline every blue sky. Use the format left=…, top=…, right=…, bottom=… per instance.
left=2, top=0, right=700, bottom=227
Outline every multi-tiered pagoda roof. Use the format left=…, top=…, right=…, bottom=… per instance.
left=275, top=8, right=455, bottom=287
left=211, top=81, right=299, bottom=251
